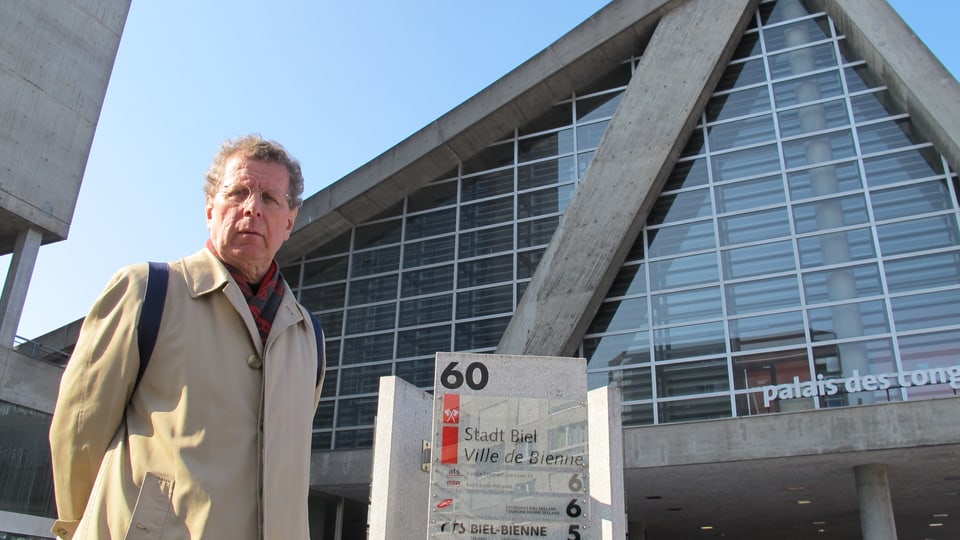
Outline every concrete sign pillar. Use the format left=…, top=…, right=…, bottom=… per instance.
left=368, top=353, right=624, bottom=539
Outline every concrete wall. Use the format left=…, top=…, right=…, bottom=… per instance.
left=0, top=0, right=130, bottom=252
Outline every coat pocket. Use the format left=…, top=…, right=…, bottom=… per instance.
left=124, top=472, right=174, bottom=540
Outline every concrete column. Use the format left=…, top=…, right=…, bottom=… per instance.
left=855, top=463, right=897, bottom=540
left=497, top=0, right=760, bottom=356
left=367, top=376, right=432, bottom=540
left=0, top=227, right=42, bottom=347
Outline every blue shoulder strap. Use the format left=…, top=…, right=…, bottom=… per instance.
left=136, top=262, right=169, bottom=388
left=308, top=312, right=325, bottom=387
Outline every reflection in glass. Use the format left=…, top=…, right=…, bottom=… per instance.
left=653, top=321, right=726, bottom=361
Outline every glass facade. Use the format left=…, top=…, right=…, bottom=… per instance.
left=285, top=0, right=960, bottom=449
left=586, top=0, right=960, bottom=424
left=0, top=401, right=55, bottom=518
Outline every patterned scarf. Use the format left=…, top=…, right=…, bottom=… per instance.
left=207, top=240, right=285, bottom=346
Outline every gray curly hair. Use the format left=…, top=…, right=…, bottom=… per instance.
left=204, top=134, right=304, bottom=208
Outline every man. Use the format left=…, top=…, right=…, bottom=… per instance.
left=49, top=135, right=324, bottom=539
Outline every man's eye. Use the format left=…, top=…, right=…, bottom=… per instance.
left=261, top=191, right=282, bottom=207
left=226, top=187, right=250, bottom=201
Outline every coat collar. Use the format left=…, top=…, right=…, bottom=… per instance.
left=178, top=249, right=305, bottom=354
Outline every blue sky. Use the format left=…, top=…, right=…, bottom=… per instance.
left=11, top=1, right=960, bottom=340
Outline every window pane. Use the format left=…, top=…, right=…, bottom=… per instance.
left=715, top=58, right=766, bottom=92
left=733, top=348, right=809, bottom=392
left=708, top=115, right=776, bottom=151
left=714, top=175, right=785, bottom=213
left=408, top=180, right=457, bottom=212
left=354, top=220, right=401, bottom=249
left=782, top=129, right=855, bottom=169
left=336, top=397, right=378, bottom=427
left=862, top=148, right=943, bottom=187
left=786, top=161, right=863, bottom=201
left=657, top=358, right=730, bottom=398
left=395, top=358, right=435, bottom=388
left=517, top=216, right=559, bottom=249
left=719, top=208, right=791, bottom=245
left=857, top=119, right=929, bottom=154
left=518, top=129, right=573, bottom=163
left=455, top=317, right=511, bottom=350
left=726, top=276, right=801, bottom=315
left=849, top=90, right=904, bottom=123
left=590, top=297, right=648, bottom=334
left=577, top=91, right=623, bottom=122
left=518, top=184, right=575, bottom=219
left=338, top=363, right=392, bottom=396
left=460, top=197, right=514, bottom=229
left=351, top=246, right=400, bottom=277
left=653, top=321, right=727, bottom=362
left=778, top=99, right=850, bottom=138
left=300, top=284, right=345, bottom=312
left=658, top=395, right=731, bottom=423
left=730, top=310, right=806, bottom=351
left=648, top=221, right=716, bottom=258
left=399, top=295, right=452, bottom=327
left=797, top=228, right=876, bottom=268
left=584, top=332, right=650, bottom=369
left=762, top=17, right=832, bottom=53
left=648, top=188, right=712, bottom=226
left=807, top=300, right=889, bottom=340
left=722, top=240, right=796, bottom=279
left=607, top=263, right=647, bottom=297
left=401, top=265, right=453, bottom=297
left=706, top=86, right=771, bottom=123
left=652, top=287, right=723, bottom=325
left=518, top=156, right=576, bottom=190
left=589, top=367, right=652, bottom=402
left=458, top=254, right=513, bottom=288
left=712, top=144, right=781, bottom=182
left=665, top=158, right=709, bottom=191
left=773, top=71, right=843, bottom=108
left=885, top=252, right=960, bottom=292
left=577, top=120, right=609, bottom=151
left=792, top=194, right=869, bottom=234
left=767, top=42, right=837, bottom=79
left=650, top=253, right=718, bottom=290
left=891, top=289, right=960, bottom=331
left=302, top=256, right=348, bottom=285
left=457, top=284, right=514, bottom=319
left=899, top=330, right=960, bottom=400
left=341, top=333, right=394, bottom=365
left=870, top=180, right=951, bottom=221
left=877, top=215, right=960, bottom=256
left=802, top=263, right=882, bottom=304
left=459, top=224, right=513, bottom=258
left=406, top=208, right=456, bottom=240
left=404, top=236, right=455, bottom=267
left=462, top=169, right=514, bottom=202
left=398, top=325, right=451, bottom=359
left=345, top=303, right=396, bottom=335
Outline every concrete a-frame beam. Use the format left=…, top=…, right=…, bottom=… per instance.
left=810, top=0, right=960, bottom=175
left=497, top=0, right=759, bottom=357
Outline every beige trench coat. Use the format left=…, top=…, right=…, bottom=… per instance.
left=49, top=249, right=324, bottom=539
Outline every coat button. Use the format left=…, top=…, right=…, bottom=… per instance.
left=247, top=354, right=262, bottom=369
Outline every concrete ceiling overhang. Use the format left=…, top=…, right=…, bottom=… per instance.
left=277, top=0, right=681, bottom=263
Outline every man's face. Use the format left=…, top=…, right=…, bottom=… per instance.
left=206, top=155, right=298, bottom=281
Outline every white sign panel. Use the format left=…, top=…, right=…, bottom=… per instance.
left=427, top=353, right=590, bottom=539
